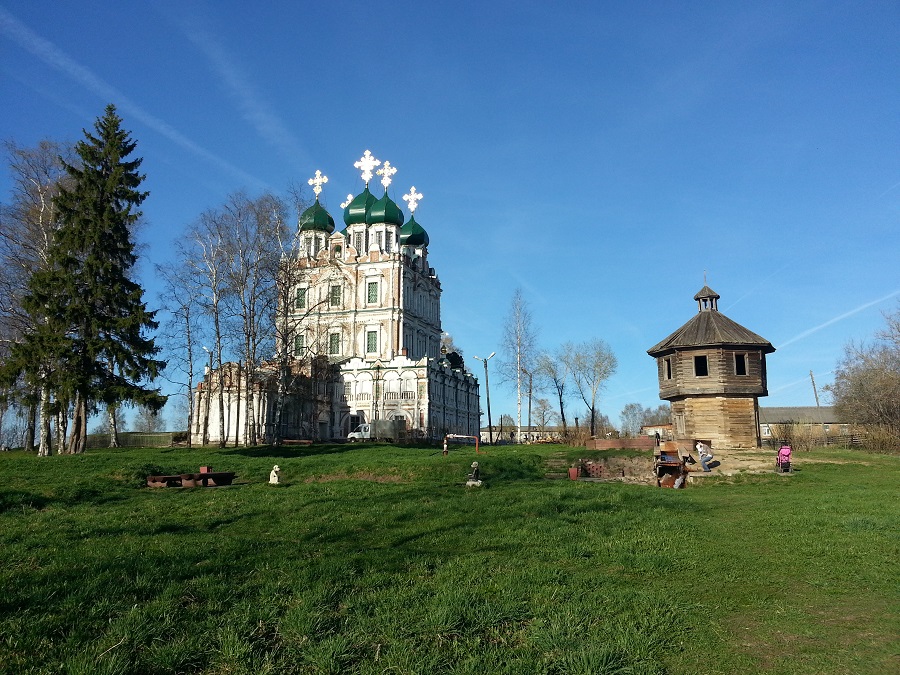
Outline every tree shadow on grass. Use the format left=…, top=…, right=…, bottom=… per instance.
left=0, top=489, right=51, bottom=514
left=223, top=443, right=362, bottom=459
left=0, top=484, right=129, bottom=513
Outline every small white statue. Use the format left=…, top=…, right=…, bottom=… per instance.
left=466, top=461, right=483, bottom=488
left=269, top=465, right=281, bottom=485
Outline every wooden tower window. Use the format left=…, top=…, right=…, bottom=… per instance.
left=734, top=353, right=747, bottom=376
left=694, top=355, right=708, bottom=377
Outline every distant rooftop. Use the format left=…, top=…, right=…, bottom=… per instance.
left=758, top=406, right=839, bottom=423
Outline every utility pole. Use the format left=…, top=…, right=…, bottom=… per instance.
left=810, top=370, right=827, bottom=443
left=474, top=353, right=495, bottom=444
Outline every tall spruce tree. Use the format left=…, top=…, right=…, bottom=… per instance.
left=11, top=104, right=165, bottom=453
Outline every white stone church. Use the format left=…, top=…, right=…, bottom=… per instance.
left=191, top=151, right=480, bottom=444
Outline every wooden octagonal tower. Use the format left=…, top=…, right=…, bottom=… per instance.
left=647, top=286, right=775, bottom=449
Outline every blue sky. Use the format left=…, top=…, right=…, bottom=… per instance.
left=2, top=1, right=898, bottom=428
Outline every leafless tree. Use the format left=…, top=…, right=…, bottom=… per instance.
left=619, top=403, right=645, bottom=437
left=134, top=403, right=166, bottom=433
left=182, top=209, right=234, bottom=447
left=440, top=331, right=463, bottom=356
left=563, top=338, right=618, bottom=437
left=535, top=347, right=571, bottom=437
left=619, top=402, right=670, bottom=437
left=499, top=288, right=538, bottom=442
left=498, top=413, right=515, bottom=443
left=826, top=304, right=900, bottom=448
left=157, top=257, right=207, bottom=447
left=219, top=191, right=286, bottom=446
left=0, top=140, right=73, bottom=455
left=533, top=397, right=557, bottom=434
left=269, top=183, right=354, bottom=443
left=644, top=403, right=671, bottom=426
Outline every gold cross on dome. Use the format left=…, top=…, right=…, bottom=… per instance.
left=377, top=160, right=397, bottom=190
left=307, top=170, right=328, bottom=198
left=402, top=186, right=423, bottom=213
left=340, top=194, right=353, bottom=209
left=354, top=150, right=380, bottom=185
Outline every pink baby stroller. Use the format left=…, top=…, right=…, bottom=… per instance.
left=776, top=445, right=793, bottom=473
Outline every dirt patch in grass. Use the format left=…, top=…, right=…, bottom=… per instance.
left=305, top=471, right=408, bottom=484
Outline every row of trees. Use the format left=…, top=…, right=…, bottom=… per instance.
left=0, top=106, right=165, bottom=454
left=494, top=288, right=669, bottom=441
left=157, top=184, right=340, bottom=448
left=0, top=107, right=338, bottom=452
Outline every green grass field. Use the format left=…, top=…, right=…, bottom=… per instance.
left=0, top=443, right=897, bottom=674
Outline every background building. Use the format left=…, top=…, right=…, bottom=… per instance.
left=192, top=153, right=480, bottom=444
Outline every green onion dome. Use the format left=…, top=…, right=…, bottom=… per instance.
left=366, top=191, right=405, bottom=227
left=399, top=214, right=429, bottom=247
left=343, top=187, right=378, bottom=226
left=298, top=200, right=335, bottom=234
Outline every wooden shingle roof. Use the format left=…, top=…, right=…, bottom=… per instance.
left=648, top=287, right=775, bottom=356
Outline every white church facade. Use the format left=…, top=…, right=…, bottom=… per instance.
left=191, top=151, right=480, bottom=444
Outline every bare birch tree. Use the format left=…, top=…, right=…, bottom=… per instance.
left=563, top=338, right=617, bottom=437
left=157, top=257, right=207, bottom=447
left=0, top=140, right=73, bottom=455
left=499, top=288, right=538, bottom=443
left=184, top=210, right=233, bottom=447
left=220, top=192, right=286, bottom=446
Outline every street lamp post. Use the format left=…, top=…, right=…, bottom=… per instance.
left=373, top=363, right=381, bottom=421
left=473, top=352, right=495, bottom=445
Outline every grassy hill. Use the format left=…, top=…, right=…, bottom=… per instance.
left=0, top=443, right=896, bottom=674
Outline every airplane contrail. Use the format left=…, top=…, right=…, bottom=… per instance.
left=778, top=289, right=900, bottom=349
left=722, top=264, right=789, bottom=312
left=0, top=7, right=267, bottom=190
left=768, top=370, right=834, bottom=395
left=877, top=179, right=900, bottom=199
left=178, top=21, right=311, bottom=171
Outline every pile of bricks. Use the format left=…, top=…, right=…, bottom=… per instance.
left=582, top=460, right=604, bottom=478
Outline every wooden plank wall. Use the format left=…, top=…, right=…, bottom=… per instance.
left=674, top=396, right=760, bottom=449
